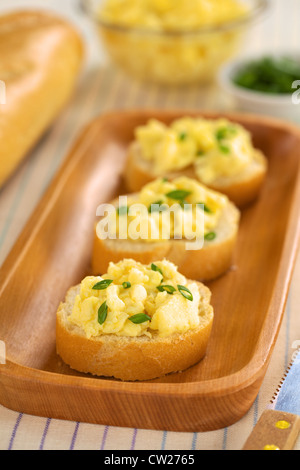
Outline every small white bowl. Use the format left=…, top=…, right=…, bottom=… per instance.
left=219, top=55, right=300, bottom=122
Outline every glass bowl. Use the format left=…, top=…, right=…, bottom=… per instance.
left=81, top=0, right=269, bottom=85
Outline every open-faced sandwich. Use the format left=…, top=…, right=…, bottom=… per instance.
left=124, top=116, right=268, bottom=207
left=92, top=176, right=240, bottom=281
left=56, top=259, right=214, bottom=381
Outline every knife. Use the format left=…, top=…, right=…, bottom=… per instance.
left=243, top=349, right=300, bottom=450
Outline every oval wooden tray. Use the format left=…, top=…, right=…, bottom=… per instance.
left=1, top=110, right=300, bottom=432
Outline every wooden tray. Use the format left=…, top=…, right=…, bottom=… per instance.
left=1, top=110, right=300, bottom=433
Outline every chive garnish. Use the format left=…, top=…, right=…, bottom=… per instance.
left=204, top=231, right=216, bottom=241
left=216, top=126, right=237, bottom=142
left=117, top=206, right=129, bottom=216
left=148, top=201, right=168, bottom=213
left=179, top=200, right=189, bottom=209
left=151, top=263, right=163, bottom=276
left=129, top=313, right=151, bottom=324
left=197, top=202, right=212, bottom=213
left=219, top=144, right=230, bottom=154
left=215, top=126, right=235, bottom=154
left=122, top=281, right=131, bottom=289
left=156, top=285, right=176, bottom=295
left=165, top=190, right=192, bottom=201
left=150, top=199, right=163, bottom=206
left=98, top=301, right=108, bottom=325
left=92, top=279, right=113, bottom=290
left=216, top=128, right=228, bottom=142
left=178, top=132, right=187, bottom=141
left=233, top=56, right=300, bottom=94
left=177, top=285, right=193, bottom=301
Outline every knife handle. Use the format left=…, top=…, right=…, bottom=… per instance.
left=243, top=409, right=300, bottom=450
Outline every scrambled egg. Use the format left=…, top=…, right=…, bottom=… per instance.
left=111, top=176, right=227, bottom=242
left=98, top=1, right=248, bottom=85
left=68, top=259, right=204, bottom=339
left=100, top=0, right=247, bottom=31
left=136, top=117, right=255, bottom=183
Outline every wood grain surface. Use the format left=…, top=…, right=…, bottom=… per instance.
left=0, top=110, right=300, bottom=432
left=243, top=409, right=300, bottom=450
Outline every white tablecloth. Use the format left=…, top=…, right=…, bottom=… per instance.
left=0, top=0, right=300, bottom=451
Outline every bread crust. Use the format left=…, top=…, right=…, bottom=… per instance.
left=124, top=141, right=268, bottom=208
left=56, top=283, right=214, bottom=381
left=0, top=10, right=83, bottom=186
left=92, top=231, right=238, bottom=282
left=92, top=196, right=240, bottom=281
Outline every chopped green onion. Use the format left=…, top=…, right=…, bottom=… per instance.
left=233, top=56, right=300, bottom=94
left=156, top=285, right=176, bottom=295
left=151, top=263, right=163, bottom=276
left=98, top=301, right=108, bottom=325
left=177, top=285, right=193, bottom=301
left=117, top=206, right=129, bottom=216
left=122, top=281, right=131, bottom=289
left=129, top=313, right=151, bottom=324
left=92, top=279, right=113, bottom=290
left=166, top=190, right=192, bottom=201
left=204, top=231, right=216, bottom=241
left=196, top=150, right=205, bottom=157
left=216, top=128, right=228, bottom=141
left=178, top=132, right=187, bottom=141
left=179, top=200, right=189, bottom=209
left=215, top=127, right=236, bottom=155
left=151, top=200, right=163, bottom=206
left=197, top=202, right=212, bottom=213
left=215, top=127, right=237, bottom=142
left=219, top=144, right=230, bottom=154
left=148, top=201, right=168, bottom=213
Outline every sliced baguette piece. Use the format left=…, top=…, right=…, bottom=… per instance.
left=56, top=281, right=214, bottom=381
left=124, top=141, right=267, bottom=208
left=92, top=195, right=240, bottom=282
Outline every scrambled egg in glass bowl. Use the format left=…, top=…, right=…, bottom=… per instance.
left=81, top=0, right=268, bottom=85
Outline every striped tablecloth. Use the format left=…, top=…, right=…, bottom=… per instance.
left=1, top=0, right=300, bottom=451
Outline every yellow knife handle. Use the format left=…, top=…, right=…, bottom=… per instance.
left=243, top=409, right=300, bottom=450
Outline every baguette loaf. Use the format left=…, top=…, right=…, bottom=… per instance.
left=56, top=276, right=214, bottom=382
left=0, top=10, right=84, bottom=186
